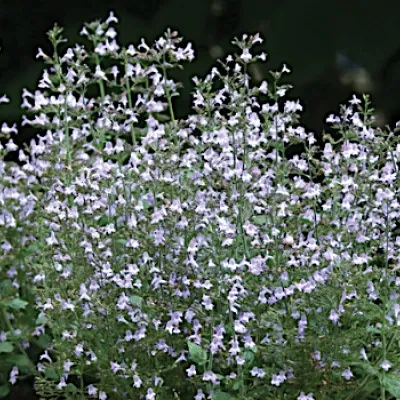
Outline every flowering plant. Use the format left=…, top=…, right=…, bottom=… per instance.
left=2, top=11, right=400, bottom=400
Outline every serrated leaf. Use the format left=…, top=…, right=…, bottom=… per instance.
left=0, top=385, right=10, bottom=398
left=382, top=373, right=400, bottom=397
left=0, top=342, right=13, bottom=353
left=5, top=298, right=28, bottom=310
left=187, top=341, right=208, bottom=366
left=212, top=391, right=236, bottom=400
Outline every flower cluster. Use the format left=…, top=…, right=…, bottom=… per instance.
left=1, top=10, right=400, bottom=400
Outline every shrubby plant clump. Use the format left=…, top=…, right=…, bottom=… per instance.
left=2, top=11, right=400, bottom=400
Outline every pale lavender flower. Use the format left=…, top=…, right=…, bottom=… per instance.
left=195, top=389, right=206, bottom=400
left=99, top=392, right=107, bottom=400
left=57, top=376, right=67, bottom=390
left=203, top=371, right=220, bottom=385
left=0, top=94, right=10, bottom=103
left=250, top=367, right=266, bottom=378
left=271, top=371, right=286, bottom=386
left=9, top=367, right=18, bottom=385
left=133, top=374, right=142, bottom=388
left=63, top=359, right=74, bottom=373
left=240, top=48, right=252, bottom=63
left=329, top=309, right=340, bottom=325
left=297, top=393, right=314, bottom=400
left=87, top=385, right=98, bottom=396
left=380, top=360, right=392, bottom=371
left=202, top=295, right=214, bottom=311
left=360, top=348, right=368, bottom=361
left=186, top=365, right=197, bottom=377
left=146, top=388, right=156, bottom=400
left=341, top=368, right=354, bottom=380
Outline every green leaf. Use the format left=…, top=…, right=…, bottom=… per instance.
left=5, top=298, right=28, bottom=310
left=20, top=243, right=43, bottom=258
left=363, top=380, right=381, bottom=395
left=0, top=342, right=13, bottom=353
left=0, top=280, right=13, bottom=295
left=212, top=391, right=236, bottom=400
left=36, top=334, right=52, bottom=349
left=382, top=373, right=400, bottom=397
left=36, top=314, right=47, bottom=325
left=142, top=199, right=153, bottom=209
left=115, top=238, right=127, bottom=248
left=350, top=362, right=378, bottom=377
left=44, top=368, right=60, bottom=381
left=0, top=385, right=10, bottom=398
left=251, top=215, right=268, bottom=225
left=181, top=170, right=194, bottom=181
left=97, top=215, right=109, bottom=226
left=65, top=383, right=78, bottom=394
left=366, top=326, right=382, bottom=334
left=153, top=113, right=170, bottom=122
left=299, top=217, right=314, bottom=226
left=187, top=341, right=208, bottom=366
left=6, top=354, right=35, bottom=373
left=243, top=350, right=255, bottom=365
left=129, top=295, right=143, bottom=308
left=231, top=381, right=241, bottom=391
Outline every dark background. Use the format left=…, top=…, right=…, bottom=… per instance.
left=1, top=0, right=400, bottom=145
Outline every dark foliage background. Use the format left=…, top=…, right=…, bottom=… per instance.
left=1, top=0, right=400, bottom=149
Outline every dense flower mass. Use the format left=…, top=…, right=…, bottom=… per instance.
left=2, top=10, right=400, bottom=400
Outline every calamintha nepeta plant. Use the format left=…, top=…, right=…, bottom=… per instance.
left=2, top=10, right=400, bottom=400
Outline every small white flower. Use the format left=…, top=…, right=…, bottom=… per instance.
left=186, top=365, right=197, bottom=377
left=282, top=64, right=291, bottom=73
left=297, top=393, right=315, bottom=400
left=271, top=371, right=286, bottom=386
left=0, top=95, right=10, bottom=104
left=380, top=360, right=392, bottom=371
left=94, top=65, right=108, bottom=80
left=9, top=366, right=19, bottom=385
left=106, top=11, right=118, bottom=24
left=240, top=48, right=252, bottom=63
left=341, top=367, right=354, bottom=380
